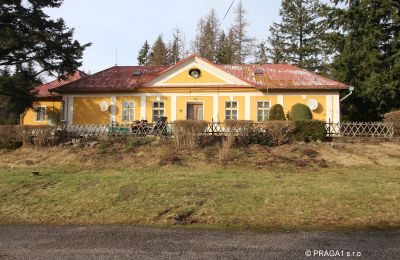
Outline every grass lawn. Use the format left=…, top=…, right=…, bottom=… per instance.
left=0, top=142, right=399, bottom=230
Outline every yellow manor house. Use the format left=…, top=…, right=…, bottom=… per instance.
left=22, top=55, right=349, bottom=126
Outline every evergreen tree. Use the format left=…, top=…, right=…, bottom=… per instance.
left=254, top=41, right=269, bottom=64
left=137, top=40, right=150, bottom=66
left=167, top=28, right=185, bottom=65
left=193, top=9, right=220, bottom=61
left=268, top=0, right=325, bottom=71
left=327, top=0, right=400, bottom=121
left=149, top=36, right=168, bottom=66
left=230, top=1, right=255, bottom=64
left=216, top=31, right=234, bottom=64
left=267, top=22, right=287, bottom=64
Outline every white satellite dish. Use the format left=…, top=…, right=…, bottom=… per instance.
left=307, top=99, right=319, bottom=111
left=99, top=101, right=109, bottom=112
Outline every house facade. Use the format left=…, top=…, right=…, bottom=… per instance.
left=24, top=55, right=349, bottom=126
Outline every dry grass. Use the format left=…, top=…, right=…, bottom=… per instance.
left=0, top=141, right=400, bottom=230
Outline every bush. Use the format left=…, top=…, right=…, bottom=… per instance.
left=269, top=104, right=286, bottom=120
left=173, top=120, right=208, bottom=147
left=291, top=120, right=326, bottom=142
left=224, top=120, right=254, bottom=146
left=0, top=125, right=58, bottom=149
left=263, top=121, right=295, bottom=146
left=384, top=111, right=400, bottom=136
left=0, top=126, right=22, bottom=149
left=290, top=103, right=312, bottom=120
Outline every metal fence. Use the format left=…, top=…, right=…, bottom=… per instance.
left=325, top=121, right=394, bottom=138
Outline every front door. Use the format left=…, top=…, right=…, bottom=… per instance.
left=187, top=103, right=203, bottom=120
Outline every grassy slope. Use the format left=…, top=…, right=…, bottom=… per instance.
left=0, top=142, right=399, bottom=230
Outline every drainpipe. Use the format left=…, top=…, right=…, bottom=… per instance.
left=340, top=86, right=354, bottom=102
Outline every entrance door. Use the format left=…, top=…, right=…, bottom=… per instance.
left=187, top=103, right=203, bottom=120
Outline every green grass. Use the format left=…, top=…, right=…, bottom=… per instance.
left=1, top=160, right=399, bottom=230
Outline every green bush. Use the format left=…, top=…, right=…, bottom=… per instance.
left=291, top=120, right=327, bottom=142
left=290, top=103, right=312, bottom=120
left=269, top=104, right=286, bottom=120
left=384, top=111, right=400, bottom=136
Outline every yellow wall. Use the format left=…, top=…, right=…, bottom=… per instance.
left=218, top=96, right=245, bottom=121
left=176, top=96, right=214, bottom=121
left=73, top=97, right=110, bottom=125
left=145, top=96, right=171, bottom=122
left=164, top=67, right=226, bottom=84
left=115, top=96, right=141, bottom=124
left=283, top=95, right=326, bottom=120
left=22, top=100, right=62, bottom=125
left=250, top=95, right=278, bottom=122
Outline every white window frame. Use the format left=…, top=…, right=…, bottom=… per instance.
left=257, top=101, right=271, bottom=122
left=152, top=101, right=165, bottom=122
left=121, top=101, right=135, bottom=122
left=35, top=106, right=46, bottom=122
left=225, top=101, right=238, bottom=120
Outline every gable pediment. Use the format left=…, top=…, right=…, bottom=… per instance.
left=146, top=55, right=250, bottom=87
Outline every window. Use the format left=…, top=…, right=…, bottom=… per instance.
left=122, top=101, right=135, bottom=122
left=257, top=101, right=270, bottom=122
left=152, top=101, right=165, bottom=122
left=225, top=101, right=238, bottom=120
left=35, top=107, right=46, bottom=122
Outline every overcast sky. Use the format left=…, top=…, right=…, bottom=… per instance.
left=45, top=0, right=281, bottom=75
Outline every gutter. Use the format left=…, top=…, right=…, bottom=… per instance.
left=340, top=86, right=354, bottom=102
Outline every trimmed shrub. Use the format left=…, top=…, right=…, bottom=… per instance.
left=263, top=121, right=295, bottom=146
left=0, top=126, right=22, bottom=149
left=384, top=111, right=400, bottom=136
left=0, top=125, right=58, bottom=149
left=290, top=103, right=312, bottom=120
left=224, top=120, right=254, bottom=146
left=291, top=120, right=326, bottom=142
left=269, top=104, right=286, bottom=120
left=173, top=120, right=208, bottom=147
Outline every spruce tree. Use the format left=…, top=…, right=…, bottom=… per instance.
left=167, top=28, right=185, bottom=65
left=268, top=0, right=325, bottom=71
left=254, top=41, right=269, bottom=64
left=267, top=23, right=287, bottom=64
left=193, top=9, right=220, bottom=61
left=327, top=0, right=400, bottom=121
left=230, top=1, right=255, bottom=64
left=137, top=40, right=150, bottom=66
left=148, top=36, right=168, bottom=66
left=216, top=31, right=234, bottom=64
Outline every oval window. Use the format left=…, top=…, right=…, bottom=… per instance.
left=189, top=68, right=201, bottom=79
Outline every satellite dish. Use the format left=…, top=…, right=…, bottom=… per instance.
left=99, top=101, right=109, bottom=112
left=307, top=99, right=319, bottom=111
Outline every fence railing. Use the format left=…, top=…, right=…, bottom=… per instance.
left=56, top=120, right=395, bottom=139
left=325, top=121, right=394, bottom=138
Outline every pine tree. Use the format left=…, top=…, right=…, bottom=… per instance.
left=193, top=9, right=220, bottom=61
left=148, top=36, right=168, bottom=66
left=167, top=28, right=185, bottom=65
left=254, top=41, right=269, bottom=64
left=327, top=0, right=400, bottom=121
left=267, top=23, right=287, bottom=64
left=230, top=1, right=255, bottom=64
left=268, top=0, right=325, bottom=71
left=137, top=40, right=150, bottom=66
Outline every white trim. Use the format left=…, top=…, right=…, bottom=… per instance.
left=171, top=96, right=177, bottom=121
left=213, top=95, right=219, bottom=121
left=121, top=100, right=135, bottom=122
left=67, top=96, right=74, bottom=124
left=147, top=56, right=250, bottom=87
left=256, top=100, right=271, bottom=122
left=110, top=96, right=116, bottom=125
left=62, top=96, right=68, bottom=122
left=278, top=95, right=284, bottom=107
left=140, top=96, right=146, bottom=120
left=333, top=94, right=340, bottom=123
left=245, top=96, right=251, bottom=120
left=326, top=95, right=333, bottom=123
left=225, top=100, right=239, bottom=120
left=302, top=95, right=307, bottom=99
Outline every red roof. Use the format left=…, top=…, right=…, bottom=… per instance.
left=35, top=71, right=87, bottom=97
left=53, top=55, right=348, bottom=93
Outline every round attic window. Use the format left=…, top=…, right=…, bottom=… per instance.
left=189, top=68, right=201, bottom=79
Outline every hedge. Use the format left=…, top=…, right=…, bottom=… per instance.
left=384, top=111, right=400, bottom=137
left=291, top=120, right=327, bottom=142
left=290, top=103, right=312, bottom=120
left=0, top=125, right=58, bottom=149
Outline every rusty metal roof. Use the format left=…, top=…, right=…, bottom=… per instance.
left=53, top=56, right=348, bottom=93
left=55, top=66, right=167, bottom=93
left=35, top=71, right=87, bottom=97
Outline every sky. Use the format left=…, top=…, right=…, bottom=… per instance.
left=45, top=0, right=282, bottom=75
